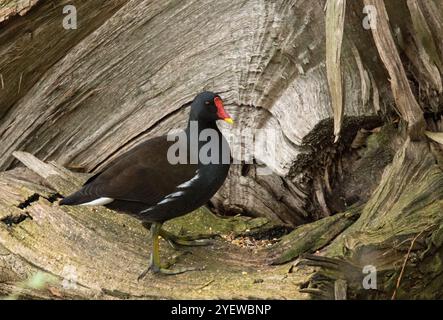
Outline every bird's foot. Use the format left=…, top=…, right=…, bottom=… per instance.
left=137, top=265, right=192, bottom=279
left=137, top=253, right=204, bottom=280
left=160, top=229, right=214, bottom=248
left=164, top=238, right=213, bottom=250
left=149, top=264, right=203, bottom=276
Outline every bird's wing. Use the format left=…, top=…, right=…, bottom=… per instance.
left=77, top=136, right=198, bottom=205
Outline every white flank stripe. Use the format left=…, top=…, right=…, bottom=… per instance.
left=141, top=207, right=154, bottom=213
left=80, top=197, right=114, bottom=206
left=157, top=191, right=185, bottom=205
left=157, top=198, right=173, bottom=205
left=140, top=171, right=200, bottom=214
left=177, top=171, right=200, bottom=189
left=166, top=191, right=185, bottom=199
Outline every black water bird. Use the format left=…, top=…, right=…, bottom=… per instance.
left=60, top=91, right=233, bottom=276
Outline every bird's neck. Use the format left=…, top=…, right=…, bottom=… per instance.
left=185, top=118, right=220, bottom=135
left=184, top=118, right=229, bottom=166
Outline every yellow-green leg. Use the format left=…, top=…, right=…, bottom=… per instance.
left=138, top=222, right=202, bottom=279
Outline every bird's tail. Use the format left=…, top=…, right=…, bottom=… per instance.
left=59, top=190, right=93, bottom=206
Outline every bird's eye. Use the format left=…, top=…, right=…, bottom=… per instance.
left=205, top=101, right=211, bottom=105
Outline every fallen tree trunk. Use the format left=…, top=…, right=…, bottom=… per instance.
left=0, top=152, right=313, bottom=299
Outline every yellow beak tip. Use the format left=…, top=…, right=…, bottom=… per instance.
left=224, top=118, right=234, bottom=125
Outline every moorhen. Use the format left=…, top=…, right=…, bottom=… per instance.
left=60, top=91, right=233, bottom=276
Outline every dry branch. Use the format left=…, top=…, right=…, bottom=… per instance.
left=364, top=0, right=425, bottom=139
left=325, top=0, right=346, bottom=142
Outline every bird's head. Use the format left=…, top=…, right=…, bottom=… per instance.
left=190, top=91, right=233, bottom=124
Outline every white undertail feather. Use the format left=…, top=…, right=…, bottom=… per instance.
left=80, top=197, right=114, bottom=206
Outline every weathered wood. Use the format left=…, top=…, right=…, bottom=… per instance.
left=302, top=136, right=443, bottom=299
left=407, top=0, right=442, bottom=93
left=12, top=150, right=85, bottom=194
left=0, top=0, right=386, bottom=225
left=0, top=154, right=311, bottom=299
left=363, top=0, right=425, bottom=139
left=325, top=0, right=346, bottom=142
left=0, top=0, right=39, bottom=22
left=268, top=208, right=360, bottom=265
left=0, top=0, right=129, bottom=118
left=334, top=279, right=347, bottom=300
left=1, top=0, right=443, bottom=300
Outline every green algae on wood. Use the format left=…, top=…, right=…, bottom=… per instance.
left=269, top=208, right=361, bottom=265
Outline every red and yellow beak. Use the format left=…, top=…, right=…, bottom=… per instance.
left=214, top=97, right=234, bottom=125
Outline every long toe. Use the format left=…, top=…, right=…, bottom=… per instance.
left=137, top=254, right=154, bottom=281
left=152, top=265, right=205, bottom=276
left=137, top=267, right=151, bottom=281
left=138, top=254, right=202, bottom=278
left=172, top=238, right=214, bottom=247
left=160, top=229, right=214, bottom=247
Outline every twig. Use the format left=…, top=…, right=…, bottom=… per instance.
left=382, top=237, right=416, bottom=256
left=391, top=230, right=424, bottom=300
left=0, top=74, right=4, bottom=89
left=18, top=72, right=23, bottom=94
left=197, top=279, right=215, bottom=290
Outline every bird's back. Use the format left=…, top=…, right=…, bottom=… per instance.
left=60, top=133, right=230, bottom=222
